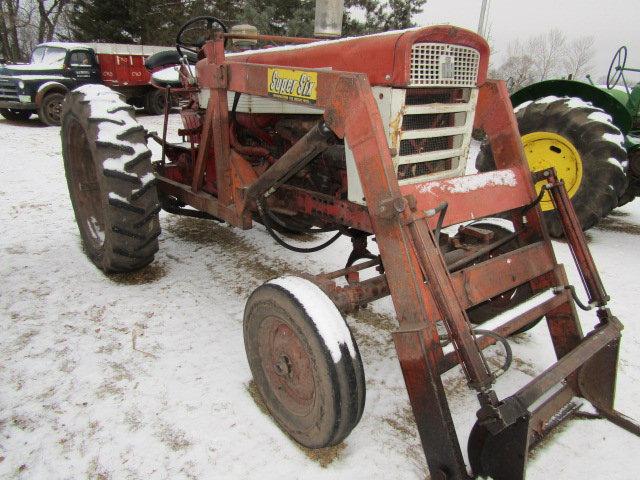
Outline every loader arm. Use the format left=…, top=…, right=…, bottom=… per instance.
left=151, top=31, right=640, bottom=480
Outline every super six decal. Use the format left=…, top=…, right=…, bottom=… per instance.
left=267, top=68, right=317, bottom=104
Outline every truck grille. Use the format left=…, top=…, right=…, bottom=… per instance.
left=0, top=77, right=19, bottom=102
left=409, top=43, right=479, bottom=87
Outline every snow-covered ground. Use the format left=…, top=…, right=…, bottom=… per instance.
left=1, top=113, right=638, bottom=480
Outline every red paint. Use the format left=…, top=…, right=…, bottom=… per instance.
left=96, top=53, right=152, bottom=87
left=228, top=25, right=489, bottom=87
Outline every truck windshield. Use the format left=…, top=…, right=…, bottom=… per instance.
left=30, top=46, right=67, bottom=66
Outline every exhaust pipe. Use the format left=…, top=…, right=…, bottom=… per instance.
left=314, top=0, right=344, bottom=38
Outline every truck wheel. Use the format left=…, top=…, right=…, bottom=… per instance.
left=38, top=91, right=65, bottom=126
left=476, top=97, right=628, bottom=237
left=61, top=85, right=161, bottom=273
left=244, top=276, right=365, bottom=449
left=144, top=89, right=166, bottom=115
left=0, top=108, right=32, bottom=121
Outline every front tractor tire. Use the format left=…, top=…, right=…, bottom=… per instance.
left=476, top=96, right=628, bottom=237
left=244, top=276, right=365, bottom=449
left=61, top=85, right=161, bottom=273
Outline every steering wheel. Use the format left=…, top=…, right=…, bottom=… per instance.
left=607, top=46, right=627, bottom=89
left=176, top=16, right=228, bottom=58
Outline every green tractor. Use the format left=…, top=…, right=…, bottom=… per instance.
left=477, top=46, right=640, bottom=236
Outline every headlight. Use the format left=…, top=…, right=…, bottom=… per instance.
left=18, top=80, right=25, bottom=89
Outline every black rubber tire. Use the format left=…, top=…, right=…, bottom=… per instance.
left=476, top=97, right=628, bottom=237
left=61, top=85, right=161, bottom=273
left=144, top=89, right=166, bottom=115
left=144, top=49, right=197, bottom=70
left=0, top=108, right=32, bottom=121
left=244, top=278, right=365, bottom=449
left=38, top=91, right=65, bottom=126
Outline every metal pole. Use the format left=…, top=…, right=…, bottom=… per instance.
left=477, top=0, right=489, bottom=37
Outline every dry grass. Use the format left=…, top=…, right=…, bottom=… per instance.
left=108, top=263, right=167, bottom=285
left=384, top=406, right=417, bottom=440
left=167, top=217, right=292, bottom=283
left=156, top=423, right=192, bottom=452
left=595, top=215, right=640, bottom=236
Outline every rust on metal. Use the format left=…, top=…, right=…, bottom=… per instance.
left=145, top=26, right=640, bottom=480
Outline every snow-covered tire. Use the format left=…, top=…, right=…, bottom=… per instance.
left=244, top=276, right=365, bottom=449
left=0, top=108, right=32, bottom=121
left=476, top=96, right=628, bottom=237
left=61, top=85, right=161, bottom=273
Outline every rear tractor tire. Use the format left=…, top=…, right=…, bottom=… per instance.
left=476, top=96, right=628, bottom=237
left=244, top=276, right=365, bottom=449
left=61, top=85, right=161, bottom=273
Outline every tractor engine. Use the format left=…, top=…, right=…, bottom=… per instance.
left=162, top=26, right=489, bottom=225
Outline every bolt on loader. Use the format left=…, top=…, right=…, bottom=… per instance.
left=60, top=15, right=640, bottom=480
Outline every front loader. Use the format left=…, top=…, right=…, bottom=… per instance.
left=60, top=16, right=640, bottom=479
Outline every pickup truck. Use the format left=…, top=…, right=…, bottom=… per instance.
left=0, top=42, right=172, bottom=125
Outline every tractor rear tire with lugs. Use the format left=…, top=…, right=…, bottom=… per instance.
left=476, top=96, right=628, bottom=237
left=61, top=85, right=161, bottom=273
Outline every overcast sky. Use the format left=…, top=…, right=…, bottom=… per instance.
left=416, top=0, right=640, bottom=82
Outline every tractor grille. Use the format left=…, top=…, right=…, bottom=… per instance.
left=392, top=87, right=478, bottom=184
left=409, top=43, right=480, bottom=87
left=0, top=77, right=19, bottom=102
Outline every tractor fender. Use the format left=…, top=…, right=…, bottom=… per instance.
left=511, top=79, right=633, bottom=134
left=35, top=82, right=69, bottom=108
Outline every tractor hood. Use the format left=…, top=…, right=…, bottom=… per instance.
left=226, top=25, right=489, bottom=88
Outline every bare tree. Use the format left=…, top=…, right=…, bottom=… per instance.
left=527, top=28, right=566, bottom=81
left=0, top=0, right=29, bottom=60
left=0, top=0, right=70, bottom=62
left=492, top=39, right=536, bottom=92
left=563, top=35, right=595, bottom=79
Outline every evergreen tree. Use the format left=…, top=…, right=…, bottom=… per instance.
left=67, top=0, right=428, bottom=45
left=68, top=0, right=141, bottom=43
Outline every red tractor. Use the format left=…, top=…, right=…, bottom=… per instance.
left=60, top=16, right=639, bottom=479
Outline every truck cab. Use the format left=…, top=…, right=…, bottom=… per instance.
left=0, top=41, right=168, bottom=125
left=0, top=43, right=103, bottom=125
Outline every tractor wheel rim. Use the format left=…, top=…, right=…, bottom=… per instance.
left=258, top=316, right=316, bottom=417
left=65, top=117, right=106, bottom=249
left=522, top=131, right=583, bottom=212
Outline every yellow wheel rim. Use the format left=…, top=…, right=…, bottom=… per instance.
left=522, top=131, right=583, bottom=212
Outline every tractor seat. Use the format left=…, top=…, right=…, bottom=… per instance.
left=144, top=49, right=197, bottom=71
